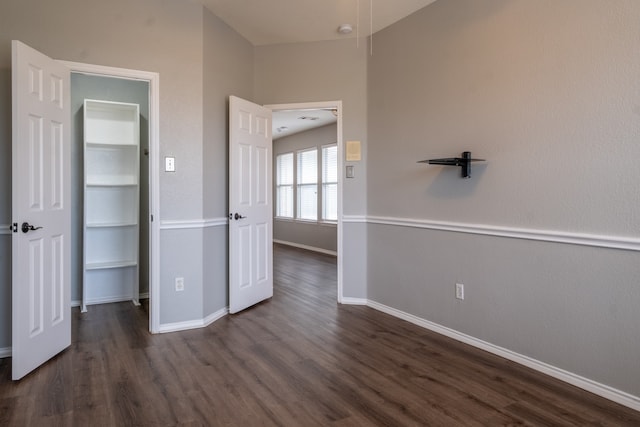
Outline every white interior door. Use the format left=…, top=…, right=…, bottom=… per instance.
left=229, top=96, right=273, bottom=314
left=11, top=40, right=71, bottom=380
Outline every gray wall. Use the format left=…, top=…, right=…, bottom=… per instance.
left=254, top=39, right=369, bottom=298
left=273, top=123, right=338, bottom=253
left=367, top=0, right=640, bottom=397
left=70, top=74, right=150, bottom=302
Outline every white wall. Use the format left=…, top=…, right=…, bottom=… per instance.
left=367, top=0, right=640, bottom=400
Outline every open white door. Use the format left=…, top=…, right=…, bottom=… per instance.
left=11, top=41, right=71, bottom=380
left=229, top=96, right=273, bottom=314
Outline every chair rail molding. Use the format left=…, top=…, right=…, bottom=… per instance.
left=366, top=215, right=640, bottom=252
left=160, top=217, right=228, bottom=230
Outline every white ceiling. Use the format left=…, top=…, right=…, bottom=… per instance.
left=200, top=0, right=438, bottom=46
left=272, top=109, right=337, bottom=140
left=201, top=0, right=438, bottom=138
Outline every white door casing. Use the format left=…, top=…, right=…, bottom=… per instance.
left=229, top=96, right=273, bottom=314
left=11, top=40, right=71, bottom=380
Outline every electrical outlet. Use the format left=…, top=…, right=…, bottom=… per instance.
left=455, top=283, right=464, bottom=300
left=175, top=277, right=184, bottom=292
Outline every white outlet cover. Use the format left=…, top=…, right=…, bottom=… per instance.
left=165, top=156, right=175, bottom=172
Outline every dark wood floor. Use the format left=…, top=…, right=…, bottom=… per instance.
left=1, top=244, right=639, bottom=426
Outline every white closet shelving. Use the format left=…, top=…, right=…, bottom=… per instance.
left=83, top=99, right=140, bottom=312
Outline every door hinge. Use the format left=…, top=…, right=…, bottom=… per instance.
left=150, top=214, right=154, bottom=222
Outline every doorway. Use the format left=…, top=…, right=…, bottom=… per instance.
left=268, top=101, right=344, bottom=301
left=62, top=61, right=161, bottom=333
left=70, top=73, right=149, bottom=318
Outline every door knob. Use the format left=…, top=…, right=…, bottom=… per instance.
left=21, top=222, right=43, bottom=233
left=234, top=213, right=246, bottom=220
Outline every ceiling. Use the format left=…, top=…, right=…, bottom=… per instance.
left=200, top=0, right=438, bottom=46
left=272, top=109, right=337, bottom=140
left=200, top=0, right=438, bottom=138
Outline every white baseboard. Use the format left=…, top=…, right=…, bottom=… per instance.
left=340, top=297, right=368, bottom=305
left=0, top=347, right=11, bottom=358
left=273, top=239, right=337, bottom=256
left=158, top=307, right=228, bottom=334
left=72, top=293, right=149, bottom=309
left=366, top=299, right=640, bottom=412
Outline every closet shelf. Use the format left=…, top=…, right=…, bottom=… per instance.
left=83, top=99, right=140, bottom=313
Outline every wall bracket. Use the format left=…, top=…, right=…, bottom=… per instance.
left=418, top=151, right=485, bottom=178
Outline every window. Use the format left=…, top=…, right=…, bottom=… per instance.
left=297, top=148, right=318, bottom=220
left=276, top=153, right=293, bottom=218
left=322, top=145, right=338, bottom=221
left=275, top=144, right=337, bottom=223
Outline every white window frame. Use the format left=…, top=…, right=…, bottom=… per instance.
left=296, top=147, right=318, bottom=221
left=275, top=152, right=294, bottom=219
left=321, top=143, right=338, bottom=223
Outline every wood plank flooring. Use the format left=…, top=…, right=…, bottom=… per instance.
left=1, top=243, right=639, bottom=426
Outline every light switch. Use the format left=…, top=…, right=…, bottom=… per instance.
left=165, top=157, right=175, bottom=172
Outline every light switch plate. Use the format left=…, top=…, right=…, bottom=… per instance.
left=165, top=156, right=175, bottom=172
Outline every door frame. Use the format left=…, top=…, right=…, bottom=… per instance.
left=265, top=101, right=344, bottom=302
left=59, top=61, right=160, bottom=333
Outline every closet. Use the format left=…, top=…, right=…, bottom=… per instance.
left=82, top=99, right=140, bottom=312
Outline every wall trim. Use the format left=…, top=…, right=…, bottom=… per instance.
left=158, top=307, right=228, bottom=334
left=340, top=297, right=368, bottom=305
left=0, top=224, right=10, bottom=235
left=367, top=215, right=640, bottom=252
left=273, top=239, right=337, bottom=256
left=160, top=217, right=228, bottom=230
left=364, top=299, right=640, bottom=412
left=342, top=215, right=367, bottom=223
left=0, top=347, right=11, bottom=358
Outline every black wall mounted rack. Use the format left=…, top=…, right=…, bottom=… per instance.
left=418, top=151, right=485, bottom=178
